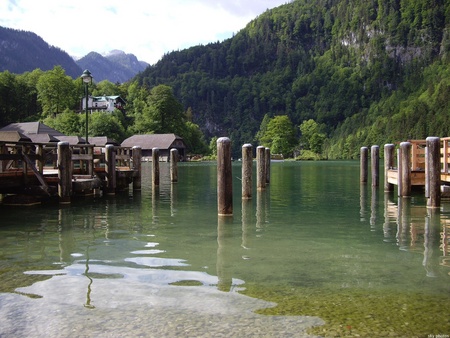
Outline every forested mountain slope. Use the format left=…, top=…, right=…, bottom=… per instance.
left=136, top=0, right=450, bottom=158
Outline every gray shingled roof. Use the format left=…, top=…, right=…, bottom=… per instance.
left=121, top=134, right=186, bottom=150
left=0, top=131, right=32, bottom=142
left=0, top=122, right=65, bottom=136
left=89, top=136, right=119, bottom=147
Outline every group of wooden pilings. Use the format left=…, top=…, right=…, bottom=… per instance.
left=360, top=137, right=441, bottom=208
left=217, top=137, right=270, bottom=216
left=150, top=147, right=179, bottom=186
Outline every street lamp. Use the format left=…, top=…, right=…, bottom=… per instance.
left=80, top=69, right=93, bottom=144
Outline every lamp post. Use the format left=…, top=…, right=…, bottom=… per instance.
left=80, top=69, right=93, bottom=144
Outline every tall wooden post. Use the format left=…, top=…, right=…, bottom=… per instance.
left=57, top=141, right=71, bottom=204
left=132, top=146, right=142, bottom=190
left=384, top=144, right=395, bottom=192
left=217, top=137, right=233, bottom=216
left=170, top=148, right=178, bottom=183
left=398, top=142, right=411, bottom=197
left=256, top=146, right=266, bottom=191
left=152, top=147, right=160, bottom=186
left=360, top=146, right=368, bottom=183
left=265, top=147, right=271, bottom=184
left=426, top=137, right=441, bottom=208
left=242, top=144, right=253, bottom=200
left=371, top=145, right=380, bottom=187
left=105, top=144, right=116, bottom=195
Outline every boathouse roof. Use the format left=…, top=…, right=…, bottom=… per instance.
left=89, top=136, right=120, bottom=147
left=0, top=131, right=32, bottom=143
left=0, top=122, right=65, bottom=136
left=121, top=134, right=186, bottom=150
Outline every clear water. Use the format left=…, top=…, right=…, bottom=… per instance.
left=0, top=161, right=449, bottom=337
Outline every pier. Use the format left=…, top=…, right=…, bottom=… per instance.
left=0, top=139, right=141, bottom=204
left=362, top=137, right=450, bottom=207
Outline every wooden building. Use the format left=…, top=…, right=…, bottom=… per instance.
left=121, top=134, right=186, bottom=161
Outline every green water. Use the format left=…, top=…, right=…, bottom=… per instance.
left=0, top=161, right=449, bottom=337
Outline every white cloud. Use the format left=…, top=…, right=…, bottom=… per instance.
left=0, top=0, right=288, bottom=64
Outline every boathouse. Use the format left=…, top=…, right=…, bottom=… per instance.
left=0, top=122, right=65, bottom=137
left=121, top=134, right=186, bottom=161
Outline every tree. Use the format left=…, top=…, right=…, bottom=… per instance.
left=90, top=112, right=127, bottom=142
left=36, top=66, right=77, bottom=117
left=299, top=119, right=326, bottom=154
left=257, top=115, right=297, bottom=157
left=43, top=110, right=82, bottom=135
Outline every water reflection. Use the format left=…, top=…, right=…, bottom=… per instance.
left=365, top=185, right=449, bottom=278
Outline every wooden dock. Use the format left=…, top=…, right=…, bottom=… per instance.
left=363, top=137, right=450, bottom=208
left=0, top=140, right=142, bottom=204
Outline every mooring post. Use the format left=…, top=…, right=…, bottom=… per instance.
left=265, top=147, right=271, bottom=184
left=57, top=141, right=71, bottom=204
left=170, top=148, right=178, bottom=183
left=371, top=145, right=380, bottom=187
left=256, top=146, right=266, bottom=191
left=217, top=137, right=233, bottom=216
left=426, top=137, right=441, bottom=208
left=398, top=142, right=411, bottom=197
left=132, top=146, right=142, bottom=190
left=105, top=144, right=116, bottom=195
left=384, top=144, right=395, bottom=192
left=242, top=144, right=253, bottom=200
left=152, top=147, right=160, bottom=186
left=360, top=146, right=368, bottom=183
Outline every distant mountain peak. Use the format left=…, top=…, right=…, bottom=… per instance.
left=104, top=50, right=126, bottom=57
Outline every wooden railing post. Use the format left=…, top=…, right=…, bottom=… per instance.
left=242, top=144, right=253, bottom=200
left=384, top=144, right=395, bottom=192
left=398, top=142, right=411, bottom=197
left=152, top=147, right=160, bottom=186
left=57, top=141, right=71, bottom=204
left=132, top=146, right=142, bottom=190
left=265, top=147, right=271, bottom=184
left=256, top=146, right=266, bottom=191
left=360, top=146, right=368, bottom=183
left=170, top=148, right=178, bottom=183
left=217, top=137, right=233, bottom=216
left=105, top=145, right=116, bottom=195
left=426, top=137, right=441, bottom=208
left=371, top=145, right=380, bottom=187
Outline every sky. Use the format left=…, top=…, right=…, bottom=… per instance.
left=0, top=0, right=289, bottom=65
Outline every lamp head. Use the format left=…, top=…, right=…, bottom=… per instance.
left=81, top=69, right=93, bottom=84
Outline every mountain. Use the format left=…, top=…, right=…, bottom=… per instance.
left=135, top=0, right=450, bottom=158
left=0, top=26, right=148, bottom=83
left=76, top=50, right=149, bottom=83
left=0, top=26, right=82, bottom=78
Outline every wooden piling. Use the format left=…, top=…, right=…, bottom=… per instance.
left=242, top=144, right=253, bottom=200
left=132, top=146, right=142, bottom=190
left=105, top=144, right=116, bottom=195
left=217, top=137, right=233, bottom=216
left=256, top=146, right=266, bottom=191
left=265, top=147, right=271, bottom=184
left=360, top=147, right=368, bottom=183
left=170, top=148, right=178, bottom=183
left=152, top=147, right=160, bottom=186
left=371, top=145, right=380, bottom=187
left=398, top=142, right=411, bottom=197
left=426, top=137, right=441, bottom=208
left=384, top=144, right=395, bottom=192
left=57, top=141, right=71, bottom=204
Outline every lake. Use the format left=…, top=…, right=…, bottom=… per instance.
left=0, top=161, right=449, bottom=337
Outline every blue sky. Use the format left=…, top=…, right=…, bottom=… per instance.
left=0, top=0, right=289, bottom=64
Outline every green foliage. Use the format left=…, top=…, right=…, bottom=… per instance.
left=257, top=115, right=297, bottom=157
left=43, top=110, right=82, bottom=136
left=299, top=119, right=326, bottom=154
left=89, top=112, right=127, bottom=142
left=36, top=66, right=77, bottom=117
